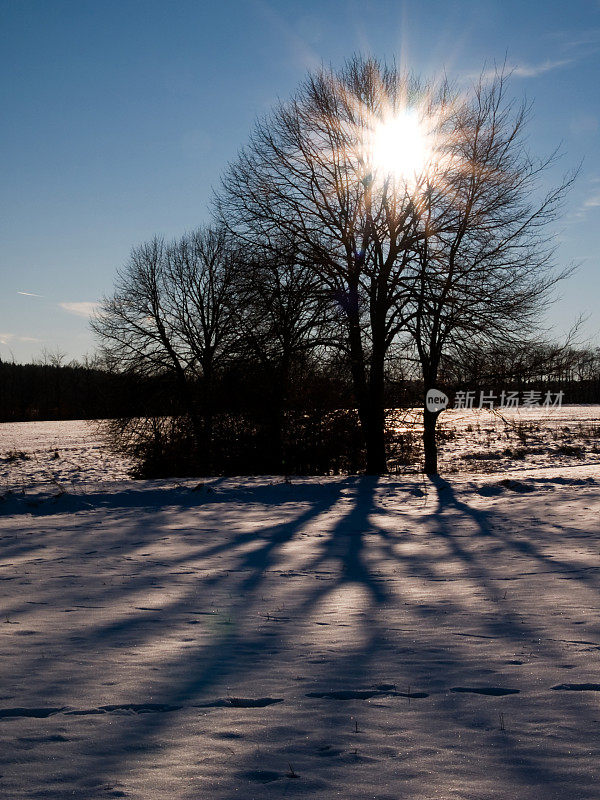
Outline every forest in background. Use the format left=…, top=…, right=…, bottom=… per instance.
left=2, top=343, right=598, bottom=422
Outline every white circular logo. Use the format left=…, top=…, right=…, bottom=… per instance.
left=425, top=389, right=449, bottom=413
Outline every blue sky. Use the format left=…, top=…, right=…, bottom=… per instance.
left=1, top=0, right=599, bottom=362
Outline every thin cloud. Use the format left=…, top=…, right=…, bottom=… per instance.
left=558, top=29, right=600, bottom=50
left=469, top=57, right=574, bottom=84
left=569, top=190, right=600, bottom=222
left=17, top=290, right=44, bottom=297
left=0, top=332, right=41, bottom=345
left=511, top=58, right=573, bottom=78
left=59, top=301, right=100, bottom=318
left=583, top=194, right=600, bottom=209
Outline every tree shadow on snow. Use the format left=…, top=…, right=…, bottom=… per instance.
left=1, top=474, right=600, bottom=798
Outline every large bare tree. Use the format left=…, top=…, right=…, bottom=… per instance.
left=219, top=57, right=572, bottom=474
left=406, top=74, right=574, bottom=473
left=218, top=56, right=454, bottom=473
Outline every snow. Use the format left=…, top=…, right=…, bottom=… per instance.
left=0, top=419, right=132, bottom=491
left=1, top=405, right=599, bottom=491
left=392, top=404, right=600, bottom=473
left=0, top=414, right=600, bottom=798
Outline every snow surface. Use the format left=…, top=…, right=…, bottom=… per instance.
left=1, top=405, right=598, bottom=492
left=0, top=419, right=132, bottom=491
left=391, top=404, right=600, bottom=474
left=0, top=415, right=600, bottom=799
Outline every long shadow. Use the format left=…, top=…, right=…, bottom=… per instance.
left=0, top=479, right=351, bottom=692
left=104, top=477, right=600, bottom=794
left=2, top=475, right=600, bottom=798
left=223, top=473, right=600, bottom=797
left=0, top=477, right=394, bottom=795
left=0, top=479, right=358, bottom=794
left=430, top=474, right=600, bottom=590
left=417, top=474, right=600, bottom=792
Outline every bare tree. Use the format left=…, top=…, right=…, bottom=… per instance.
left=38, top=347, right=68, bottom=368
left=405, top=72, right=574, bottom=473
left=218, top=56, right=455, bottom=473
left=95, top=58, right=573, bottom=478
left=230, top=235, right=333, bottom=468
left=92, top=225, right=239, bottom=461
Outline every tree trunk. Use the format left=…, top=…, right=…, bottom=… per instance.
left=365, top=359, right=387, bottom=475
left=268, top=361, right=289, bottom=473
left=346, top=286, right=387, bottom=474
left=174, top=373, right=207, bottom=469
left=423, top=407, right=439, bottom=475
left=199, top=365, right=216, bottom=474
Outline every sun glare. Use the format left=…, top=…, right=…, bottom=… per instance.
left=370, top=109, right=431, bottom=183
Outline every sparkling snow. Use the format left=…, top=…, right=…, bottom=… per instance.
left=0, top=413, right=599, bottom=799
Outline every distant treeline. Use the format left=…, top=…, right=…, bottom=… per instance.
left=0, top=358, right=143, bottom=422
left=439, top=342, right=600, bottom=405
left=0, top=354, right=355, bottom=424
left=1, top=341, right=599, bottom=427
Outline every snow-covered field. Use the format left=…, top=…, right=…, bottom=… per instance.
left=1, top=406, right=599, bottom=493
left=392, top=404, right=600, bottom=474
left=1, top=414, right=600, bottom=799
left=0, top=419, right=132, bottom=491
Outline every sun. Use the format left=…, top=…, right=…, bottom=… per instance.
left=369, top=109, right=431, bottom=184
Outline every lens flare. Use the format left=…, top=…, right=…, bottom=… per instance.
left=370, top=109, right=432, bottom=183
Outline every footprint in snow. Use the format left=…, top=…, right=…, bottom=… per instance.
left=66, top=703, right=181, bottom=715
left=551, top=683, right=600, bottom=691
left=238, top=770, right=281, bottom=783
left=306, top=686, right=428, bottom=700
left=1, top=699, right=283, bottom=718
left=0, top=707, right=66, bottom=719
left=195, top=697, right=284, bottom=708
left=451, top=687, right=520, bottom=696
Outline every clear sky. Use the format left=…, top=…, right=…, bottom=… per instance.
left=1, top=0, right=599, bottom=363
